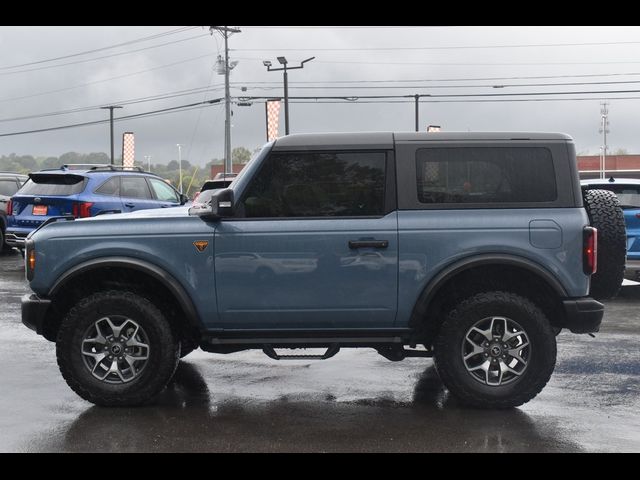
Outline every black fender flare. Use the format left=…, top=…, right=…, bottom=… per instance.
left=410, top=253, right=568, bottom=326
left=49, top=256, right=201, bottom=329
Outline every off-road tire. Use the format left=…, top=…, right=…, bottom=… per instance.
left=56, top=290, right=180, bottom=407
left=434, top=291, right=557, bottom=409
left=179, top=338, right=198, bottom=358
left=0, top=227, right=11, bottom=253
left=583, top=188, right=626, bottom=300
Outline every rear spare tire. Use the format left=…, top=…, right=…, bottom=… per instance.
left=583, top=188, right=626, bottom=300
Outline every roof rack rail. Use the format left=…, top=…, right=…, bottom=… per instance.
left=61, top=163, right=110, bottom=170
left=57, top=164, right=145, bottom=172
left=87, top=165, right=145, bottom=172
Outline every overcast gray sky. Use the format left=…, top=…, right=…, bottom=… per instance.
left=1, top=25, right=640, bottom=165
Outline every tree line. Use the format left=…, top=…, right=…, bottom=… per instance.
left=0, top=146, right=254, bottom=197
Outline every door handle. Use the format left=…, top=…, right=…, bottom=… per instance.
left=348, top=240, right=389, bottom=249
left=124, top=202, right=135, bottom=208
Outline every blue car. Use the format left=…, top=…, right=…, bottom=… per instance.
left=5, top=164, right=187, bottom=249
left=581, top=177, right=640, bottom=279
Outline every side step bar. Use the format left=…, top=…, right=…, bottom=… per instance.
left=262, top=344, right=340, bottom=360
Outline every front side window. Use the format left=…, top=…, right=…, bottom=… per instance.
left=241, top=151, right=386, bottom=218
left=149, top=178, right=179, bottom=203
left=121, top=177, right=152, bottom=199
left=416, top=147, right=557, bottom=205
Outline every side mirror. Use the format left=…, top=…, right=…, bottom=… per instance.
left=188, top=188, right=234, bottom=220
left=179, top=193, right=189, bottom=205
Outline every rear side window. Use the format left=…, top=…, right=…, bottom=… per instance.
left=242, top=151, right=386, bottom=218
left=416, top=147, right=557, bottom=205
left=0, top=179, right=19, bottom=196
left=18, top=175, right=87, bottom=196
left=95, top=177, right=120, bottom=196
left=121, top=177, right=152, bottom=199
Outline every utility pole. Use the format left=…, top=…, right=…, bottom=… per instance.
left=600, top=102, right=610, bottom=179
left=176, top=144, right=183, bottom=194
left=100, top=105, right=123, bottom=165
left=145, top=155, right=151, bottom=172
left=210, top=26, right=241, bottom=175
left=263, top=56, right=315, bottom=135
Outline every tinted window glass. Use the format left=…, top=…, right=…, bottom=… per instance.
left=416, top=147, right=557, bottom=204
left=18, top=175, right=86, bottom=196
left=0, top=179, right=18, bottom=196
left=95, top=177, right=120, bottom=196
left=149, top=178, right=179, bottom=202
left=242, top=151, right=386, bottom=218
left=588, top=184, right=640, bottom=209
left=121, top=177, right=152, bottom=199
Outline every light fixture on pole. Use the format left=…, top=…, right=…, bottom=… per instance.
left=263, top=56, right=314, bottom=135
left=176, top=144, right=183, bottom=194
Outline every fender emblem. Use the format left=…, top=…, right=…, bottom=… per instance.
left=193, top=240, right=209, bottom=252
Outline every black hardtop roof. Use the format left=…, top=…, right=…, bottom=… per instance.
left=272, top=131, right=573, bottom=150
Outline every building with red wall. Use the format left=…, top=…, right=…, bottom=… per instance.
left=578, top=155, right=640, bottom=179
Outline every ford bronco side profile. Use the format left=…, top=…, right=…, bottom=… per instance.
left=20, top=132, right=625, bottom=408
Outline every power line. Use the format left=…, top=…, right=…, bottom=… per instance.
left=234, top=79, right=640, bottom=91
left=239, top=26, right=459, bottom=29
left=0, top=53, right=216, bottom=104
left=234, top=71, right=640, bottom=84
left=0, top=26, right=198, bottom=71
left=0, top=98, right=224, bottom=138
left=235, top=40, right=640, bottom=52
left=0, top=33, right=209, bottom=76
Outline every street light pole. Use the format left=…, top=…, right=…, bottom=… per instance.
left=100, top=105, right=123, bottom=165
left=176, top=144, right=183, bottom=194
left=263, top=56, right=314, bottom=136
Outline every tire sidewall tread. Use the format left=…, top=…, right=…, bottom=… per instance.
left=434, top=291, right=557, bottom=409
left=56, top=290, right=179, bottom=407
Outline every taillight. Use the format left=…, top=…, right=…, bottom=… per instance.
left=25, top=239, right=35, bottom=281
left=7, top=199, right=12, bottom=216
left=72, top=202, right=93, bottom=218
left=583, top=226, right=598, bottom=275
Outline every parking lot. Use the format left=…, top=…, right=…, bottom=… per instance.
left=0, top=249, right=638, bottom=452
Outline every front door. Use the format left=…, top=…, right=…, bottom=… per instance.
left=214, top=150, right=398, bottom=330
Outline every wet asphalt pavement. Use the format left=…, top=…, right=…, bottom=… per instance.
left=0, top=249, right=638, bottom=452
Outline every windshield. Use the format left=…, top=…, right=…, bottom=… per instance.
left=589, top=184, right=640, bottom=209
left=19, top=174, right=87, bottom=196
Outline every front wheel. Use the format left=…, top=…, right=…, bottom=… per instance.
left=56, top=290, right=180, bottom=406
left=434, top=291, right=557, bottom=409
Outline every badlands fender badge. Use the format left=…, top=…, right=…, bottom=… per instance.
left=193, top=240, right=209, bottom=252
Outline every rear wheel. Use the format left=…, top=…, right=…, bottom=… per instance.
left=56, top=290, right=180, bottom=406
left=583, top=189, right=626, bottom=300
left=0, top=227, right=11, bottom=253
left=434, top=291, right=556, bottom=409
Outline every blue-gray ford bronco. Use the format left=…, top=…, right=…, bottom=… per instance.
left=21, top=132, right=626, bottom=408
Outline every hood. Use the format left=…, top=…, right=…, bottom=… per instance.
left=78, top=206, right=191, bottom=222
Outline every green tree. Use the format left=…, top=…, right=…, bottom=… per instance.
left=42, top=156, right=62, bottom=169
left=232, top=147, right=251, bottom=164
